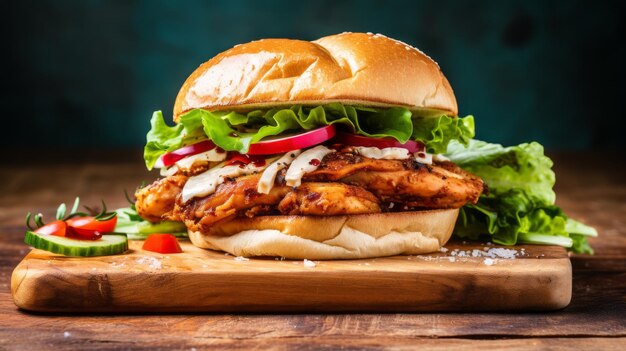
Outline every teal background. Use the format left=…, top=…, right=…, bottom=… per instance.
left=3, top=0, right=625, bottom=150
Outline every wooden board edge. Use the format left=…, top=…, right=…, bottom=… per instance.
left=11, top=255, right=573, bottom=313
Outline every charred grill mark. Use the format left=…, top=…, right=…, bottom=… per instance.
left=407, top=158, right=426, bottom=170
left=244, top=188, right=261, bottom=201
left=306, top=192, right=321, bottom=201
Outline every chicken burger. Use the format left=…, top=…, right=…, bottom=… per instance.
left=135, top=32, right=484, bottom=259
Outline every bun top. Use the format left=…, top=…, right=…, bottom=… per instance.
left=174, top=32, right=457, bottom=121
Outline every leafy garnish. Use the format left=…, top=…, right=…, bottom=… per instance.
left=26, top=198, right=117, bottom=230
left=445, top=139, right=596, bottom=253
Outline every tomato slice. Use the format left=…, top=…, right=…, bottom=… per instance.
left=34, top=220, right=67, bottom=237
left=142, top=234, right=183, bottom=254
left=246, top=125, right=336, bottom=155
left=161, top=140, right=218, bottom=167
left=332, top=132, right=424, bottom=153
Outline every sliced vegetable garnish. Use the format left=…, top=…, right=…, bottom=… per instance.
left=24, top=231, right=128, bottom=257
left=161, top=140, right=218, bottom=167
left=66, top=216, right=118, bottom=234
left=25, top=197, right=120, bottom=254
left=142, top=234, right=183, bottom=254
left=34, top=220, right=67, bottom=237
left=333, top=132, right=425, bottom=153
left=114, top=207, right=187, bottom=240
left=246, top=125, right=336, bottom=155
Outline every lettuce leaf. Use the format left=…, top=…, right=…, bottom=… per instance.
left=413, top=115, right=475, bottom=154
left=114, top=207, right=187, bottom=240
left=144, top=111, right=206, bottom=169
left=143, top=104, right=474, bottom=170
left=446, top=139, right=596, bottom=253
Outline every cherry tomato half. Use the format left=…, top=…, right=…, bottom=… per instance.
left=66, top=216, right=118, bottom=234
left=142, top=234, right=183, bottom=254
left=34, top=220, right=67, bottom=237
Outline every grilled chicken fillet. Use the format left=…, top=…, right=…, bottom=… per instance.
left=135, top=152, right=484, bottom=229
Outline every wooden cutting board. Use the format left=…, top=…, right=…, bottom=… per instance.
left=11, top=240, right=571, bottom=313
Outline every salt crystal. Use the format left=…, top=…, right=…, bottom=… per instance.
left=63, top=331, right=71, bottom=338
left=483, top=258, right=495, bottom=266
left=135, top=257, right=162, bottom=270
left=485, top=248, right=518, bottom=259
left=439, top=247, right=449, bottom=253
left=472, top=249, right=484, bottom=257
left=303, top=259, right=317, bottom=268
left=234, top=256, right=249, bottom=262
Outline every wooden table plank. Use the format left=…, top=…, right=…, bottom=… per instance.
left=0, top=151, right=624, bottom=349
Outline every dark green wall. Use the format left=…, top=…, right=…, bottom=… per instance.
left=3, top=0, right=625, bottom=149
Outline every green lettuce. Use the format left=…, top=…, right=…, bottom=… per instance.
left=446, top=140, right=597, bottom=253
left=143, top=103, right=474, bottom=170
left=413, top=115, right=475, bottom=154
left=115, top=207, right=187, bottom=240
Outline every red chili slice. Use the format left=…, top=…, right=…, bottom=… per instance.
left=161, top=140, right=218, bottom=167
left=225, top=153, right=267, bottom=167
left=332, top=132, right=424, bottom=153
left=246, top=125, right=336, bottom=155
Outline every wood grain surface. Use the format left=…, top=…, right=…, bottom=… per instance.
left=0, top=150, right=624, bottom=350
left=11, top=240, right=572, bottom=313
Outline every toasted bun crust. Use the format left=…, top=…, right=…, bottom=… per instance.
left=174, top=32, right=457, bottom=121
left=188, top=209, right=458, bottom=259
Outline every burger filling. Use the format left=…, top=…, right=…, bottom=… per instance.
left=136, top=145, right=483, bottom=234
left=135, top=103, right=484, bottom=234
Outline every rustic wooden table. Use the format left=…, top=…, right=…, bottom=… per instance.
left=0, top=151, right=624, bottom=350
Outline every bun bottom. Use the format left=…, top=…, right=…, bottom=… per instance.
left=189, top=209, right=458, bottom=259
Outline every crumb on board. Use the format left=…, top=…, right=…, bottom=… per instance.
left=303, top=259, right=317, bottom=268
left=234, top=256, right=249, bottom=262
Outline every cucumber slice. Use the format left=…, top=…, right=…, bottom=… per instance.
left=24, top=231, right=128, bottom=257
